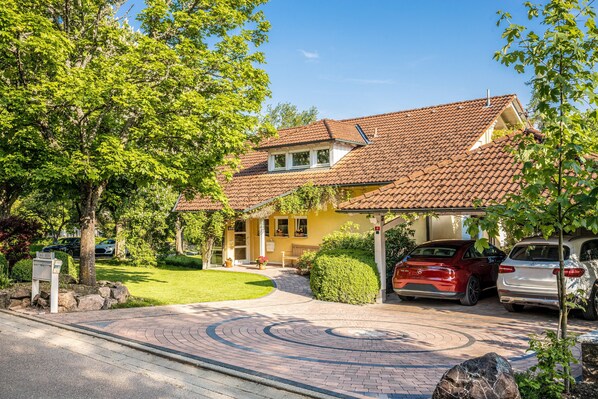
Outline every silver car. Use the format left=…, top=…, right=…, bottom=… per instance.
left=497, top=236, right=598, bottom=320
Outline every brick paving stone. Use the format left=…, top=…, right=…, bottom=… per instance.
left=35, top=265, right=596, bottom=399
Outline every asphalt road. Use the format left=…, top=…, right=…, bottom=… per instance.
left=0, top=311, right=307, bottom=399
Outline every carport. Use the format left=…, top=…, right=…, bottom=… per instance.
left=336, top=134, right=521, bottom=302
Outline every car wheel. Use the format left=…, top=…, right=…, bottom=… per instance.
left=460, top=276, right=481, bottom=306
left=503, top=303, right=525, bottom=313
left=582, top=284, right=598, bottom=321
left=398, top=295, right=415, bottom=301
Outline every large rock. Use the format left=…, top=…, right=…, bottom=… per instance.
left=11, top=287, right=31, bottom=299
left=76, top=294, right=104, bottom=311
left=103, top=298, right=118, bottom=310
left=8, top=299, right=23, bottom=310
left=0, top=291, right=9, bottom=309
left=98, top=286, right=111, bottom=299
left=58, top=292, right=77, bottom=311
left=110, top=285, right=130, bottom=304
left=432, top=352, right=521, bottom=399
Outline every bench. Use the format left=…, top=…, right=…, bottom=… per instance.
left=281, top=244, right=319, bottom=268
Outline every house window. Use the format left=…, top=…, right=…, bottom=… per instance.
left=275, top=217, right=289, bottom=237
left=257, top=219, right=270, bottom=236
left=316, top=149, right=330, bottom=166
left=273, top=154, right=286, bottom=169
left=291, top=151, right=310, bottom=168
left=294, top=217, right=308, bottom=237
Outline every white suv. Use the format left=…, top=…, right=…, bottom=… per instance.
left=497, top=236, right=598, bottom=320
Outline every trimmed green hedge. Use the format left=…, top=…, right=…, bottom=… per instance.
left=11, top=259, right=33, bottom=282
left=54, top=251, right=78, bottom=282
left=163, top=255, right=203, bottom=269
left=310, top=249, right=379, bottom=305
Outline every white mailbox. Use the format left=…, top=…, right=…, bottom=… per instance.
left=32, top=252, right=62, bottom=313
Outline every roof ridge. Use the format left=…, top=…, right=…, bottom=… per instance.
left=322, top=119, right=334, bottom=140
left=340, top=94, right=517, bottom=123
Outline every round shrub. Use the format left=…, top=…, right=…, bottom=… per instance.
left=310, top=249, right=379, bottom=305
left=11, top=259, right=33, bottom=282
left=296, top=250, right=317, bottom=274
left=53, top=251, right=78, bottom=282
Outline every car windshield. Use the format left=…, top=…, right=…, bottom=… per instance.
left=58, top=238, right=76, bottom=244
left=409, top=246, right=458, bottom=258
left=100, top=240, right=115, bottom=245
left=509, top=244, right=570, bottom=261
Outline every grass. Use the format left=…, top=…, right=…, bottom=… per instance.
left=95, top=259, right=274, bottom=306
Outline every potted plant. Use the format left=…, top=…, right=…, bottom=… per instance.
left=256, top=255, right=268, bottom=270
left=224, top=257, right=233, bottom=268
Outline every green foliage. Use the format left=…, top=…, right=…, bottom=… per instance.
left=296, top=250, right=317, bottom=274
left=181, top=210, right=229, bottom=268
left=0, top=253, right=7, bottom=273
left=53, top=251, right=78, bottom=282
left=0, top=0, right=273, bottom=284
left=163, top=255, right=203, bottom=269
left=320, top=222, right=372, bottom=252
left=262, top=102, right=318, bottom=129
left=0, top=253, right=10, bottom=288
left=384, top=224, right=416, bottom=285
left=11, top=259, right=32, bottom=282
left=276, top=183, right=346, bottom=215
left=515, top=330, right=578, bottom=399
left=310, top=249, right=379, bottom=305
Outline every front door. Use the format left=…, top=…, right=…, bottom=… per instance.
left=234, top=220, right=249, bottom=263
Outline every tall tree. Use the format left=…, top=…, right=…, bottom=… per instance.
left=263, top=102, right=318, bottom=129
left=0, top=0, right=271, bottom=285
left=468, top=0, right=598, bottom=392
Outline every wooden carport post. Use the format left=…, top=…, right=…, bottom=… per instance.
left=372, top=214, right=408, bottom=303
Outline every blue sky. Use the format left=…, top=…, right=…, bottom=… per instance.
left=123, top=1, right=533, bottom=120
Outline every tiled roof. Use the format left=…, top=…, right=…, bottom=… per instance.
left=338, top=134, right=524, bottom=212
left=257, top=119, right=367, bottom=149
left=176, top=94, right=519, bottom=212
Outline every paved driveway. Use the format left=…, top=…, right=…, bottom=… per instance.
left=40, top=266, right=595, bottom=399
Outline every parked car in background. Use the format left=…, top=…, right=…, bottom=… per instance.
left=42, top=237, right=81, bottom=257
left=95, top=239, right=116, bottom=257
left=497, top=236, right=598, bottom=320
left=392, top=240, right=505, bottom=306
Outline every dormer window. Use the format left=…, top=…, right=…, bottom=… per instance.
left=316, top=149, right=330, bottom=166
left=291, top=151, right=310, bottom=168
left=273, top=153, right=286, bottom=170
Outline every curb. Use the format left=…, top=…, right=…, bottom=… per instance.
left=1, top=309, right=353, bottom=399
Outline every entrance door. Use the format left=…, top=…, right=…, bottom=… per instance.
left=234, top=220, right=249, bottom=263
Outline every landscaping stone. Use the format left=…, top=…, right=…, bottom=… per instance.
left=103, top=298, right=118, bottom=310
left=21, top=298, right=31, bottom=308
left=37, top=297, right=48, bottom=308
left=40, top=290, right=50, bottom=300
left=11, top=287, right=31, bottom=299
left=76, top=294, right=105, bottom=311
left=58, top=292, right=77, bottom=311
left=8, top=299, right=23, bottom=310
left=110, top=285, right=130, bottom=304
left=98, top=286, right=111, bottom=298
left=432, top=352, right=520, bottom=399
left=0, top=291, right=9, bottom=309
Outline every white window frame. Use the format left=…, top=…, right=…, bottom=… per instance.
left=274, top=217, right=289, bottom=237
left=315, top=148, right=330, bottom=167
left=290, top=150, right=311, bottom=169
left=294, top=217, right=308, bottom=237
left=270, top=153, right=287, bottom=171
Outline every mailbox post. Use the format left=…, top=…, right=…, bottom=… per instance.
left=32, top=252, right=62, bottom=313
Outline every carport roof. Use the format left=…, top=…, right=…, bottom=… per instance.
left=337, top=133, right=528, bottom=213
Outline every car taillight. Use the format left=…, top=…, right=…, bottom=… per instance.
left=552, top=268, right=585, bottom=278
left=499, top=265, right=516, bottom=273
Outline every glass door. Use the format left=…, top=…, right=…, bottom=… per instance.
left=234, top=220, right=249, bottom=263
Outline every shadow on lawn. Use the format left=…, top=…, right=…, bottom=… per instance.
left=96, top=268, right=167, bottom=285
left=244, top=279, right=275, bottom=289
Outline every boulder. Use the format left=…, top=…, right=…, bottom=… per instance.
left=59, top=274, right=77, bottom=284
left=76, top=294, right=104, bottom=311
left=110, top=285, right=130, bottom=304
left=11, top=287, right=31, bottom=299
left=432, top=352, right=521, bottom=399
left=98, top=286, right=111, bottom=299
left=58, top=292, right=77, bottom=311
left=37, top=297, right=48, bottom=308
left=40, top=291, right=50, bottom=300
left=0, top=291, right=9, bottom=309
left=8, top=299, right=22, bottom=310
left=21, top=298, right=31, bottom=308
left=103, top=298, right=118, bottom=309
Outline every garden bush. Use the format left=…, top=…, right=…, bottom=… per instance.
left=319, top=222, right=372, bottom=252
left=53, top=251, right=78, bottom=282
left=11, top=259, right=33, bottom=282
left=0, top=253, right=10, bottom=288
left=310, top=249, right=379, bottom=305
left=163, top=255, right=203, bottom=269
left=0, top=216, right=41, bottom=267
left=0, top=253, right=7, bottom=273
left=296, top=250, right=317, bottom=274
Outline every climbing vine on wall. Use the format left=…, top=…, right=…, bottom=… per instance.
left=275, top=182, right=348, bottom=215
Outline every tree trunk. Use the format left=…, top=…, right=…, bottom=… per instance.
left=114, top=221, right=126, bottom=260
left=175, top=215, right=184, bottom=255
left=202, top=237, right=214, bottom=269
left=79, top=184, right=104, bottom=286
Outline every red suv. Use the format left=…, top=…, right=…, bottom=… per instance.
left=392, top=240, right=506, bottom=306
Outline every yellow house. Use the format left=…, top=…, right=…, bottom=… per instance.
left=175, top=94, right=527, bottom=268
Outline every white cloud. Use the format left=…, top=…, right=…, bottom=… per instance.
left=299, top=49, right=319, bottom=60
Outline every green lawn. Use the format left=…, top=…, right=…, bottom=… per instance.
left=96, top=260, right=274, bottom=306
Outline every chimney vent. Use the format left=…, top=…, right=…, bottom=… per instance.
left=486, top=89, right=491, bottom=107
left=374, top=128, right=378, bottom=138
